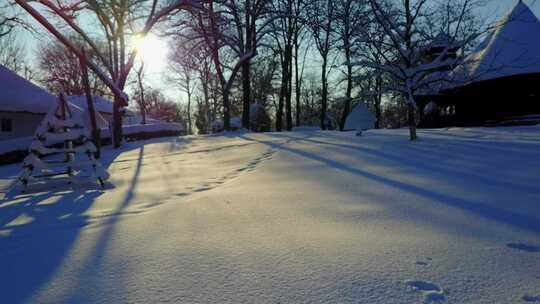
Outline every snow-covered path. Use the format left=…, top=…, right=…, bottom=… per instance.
left=1, top=127, right=540, bottom=303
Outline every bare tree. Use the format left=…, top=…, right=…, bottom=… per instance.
left=141, top=88, right=186, bottom=124
left=169, top=42, right=198, bottom=134
left=223, top=0, right=273, bottom=129
left=268, top=0, right=308, bottom=131
left=37, top=38, right=109, bottom=96
left=0, top=9, right=33, bottom=79
left=364, top=0, right=482, bottom=140
left=269, top=0, right=293, bottom=131
left=134, top=62, right=148, bottom=125
left=192, top=47, right=221, bottom=131
left=0, top=32, right=30, bottom=77
left=15, top=0, right=200, bottom=147
left=352, top=12, right=388, bottom=129
left=306, top=0, right=337, bottom=130
left=335, top=0, right=368, bottom=131
left=190, top=0, right=257, bottom=131
left=292, top=0, right=308, bottom=127
left=0, top=5, right=30, bottom=37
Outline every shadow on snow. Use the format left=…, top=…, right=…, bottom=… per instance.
left=240, top=131, right=540, bottom=235
left=0, top=142, right=146, bottom=303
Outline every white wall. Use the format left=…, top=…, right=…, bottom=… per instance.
left=0, top=112, right=44, bottom=140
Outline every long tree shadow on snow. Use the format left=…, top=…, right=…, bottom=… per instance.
left=58, top=145, right=146, bottom=303
left=0, top=143, right=145, bottom=303
left=240, top=133, right=540, bottom=235
left=279, top=134, right=540, bottom=196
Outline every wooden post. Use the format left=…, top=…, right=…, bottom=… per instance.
left=79, top=51, right=101, bottom=158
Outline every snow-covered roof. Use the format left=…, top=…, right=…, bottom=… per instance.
left=123, top=115, right=162, bottom=125
left=344, top=102, right=376, bottom=131
left=0, top=64, right=56, bottom=114
left=67, top=95, right=114, bottom=114
left=67, top=101, right=110, bottom=130
left=449, top=1, right=540, bottom=85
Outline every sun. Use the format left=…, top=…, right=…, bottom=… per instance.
left=133, top=33, right=168, bottom=73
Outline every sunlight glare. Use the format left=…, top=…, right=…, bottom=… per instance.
left=133, top=33, right=168, bottom=73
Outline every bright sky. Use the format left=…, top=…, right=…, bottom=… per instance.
left=485, top=0, right=539, bottom=21
left=133, top=33, right=169, bottom=74
left=11, top=0, right=540, bottom=104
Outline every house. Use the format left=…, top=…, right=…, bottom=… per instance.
left=0, top=64, right=133, bottom=141
left=343, top=102, right=376, bottom=131
left=67, top=95, right=115, bottom=123
left=0, top=65, right=57, bottom=140
left=419, top=1, right=540, bottom=127
left=421, top=32, right=461, bottom=66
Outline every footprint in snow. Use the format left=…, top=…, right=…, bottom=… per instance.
left=416, top=257, right=432, bottom=267
left=507, top=243, right=540, bottom=253
left=405, top=280, right=446, bottom=303
left=523, top=295, right=540, bottom=302
left=193, top=186, right=212, bottom=192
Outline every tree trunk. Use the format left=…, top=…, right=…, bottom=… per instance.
left=339, top=100, right=351, bottom=132
left=206, top=0, right=230, bottom=132
left=277, top=47, right=290, bottom=132
left=241, top=61, right=251, bottom=130
left=294, top=35, right=301, bottom=127
left=408, top=102, right=417, bottom=141
left=80, top=54, right=101, bottom=158
left=285, top=45, right=293, bottom=131
left=276, top=77, right=285, bottom=132
left=339, top=63, right=353, bottom=131
left=136, top=63, right=147, bottom=125
left=374, top=76, right=382, bottom=129
left=141, top=106, right=146, bottom=125
left=242, top=0, right=253, bottom=131
left=112, top=97, right=123, bottom=148
left=223, top=92, right=231, bottom=131
left=187, top=91, right=192, bottom=135
left=201, top=76, right=211, bottom=130
left=374, top=95, right=382, bottom=129
left=320, top=56, right=328, bottom=130
left=339, top=35, right=353, bottom=131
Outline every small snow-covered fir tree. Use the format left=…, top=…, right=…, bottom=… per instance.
left=18, top=94, right=109, bottom=192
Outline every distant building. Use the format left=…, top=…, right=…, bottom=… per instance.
left=0, top=64, right=134, bottom=140
left=66, top=95, right=117, bottom=123
left=0, top=65, right=56, bottom=140
left=418, top=1, right=540, bottom=127
left=421, top=32, right=461, bottom=66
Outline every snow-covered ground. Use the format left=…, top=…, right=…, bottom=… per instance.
left=1, top=127, right=540, bottom=303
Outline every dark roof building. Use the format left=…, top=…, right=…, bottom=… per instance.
left=418, top=1, right=540, bottom=127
